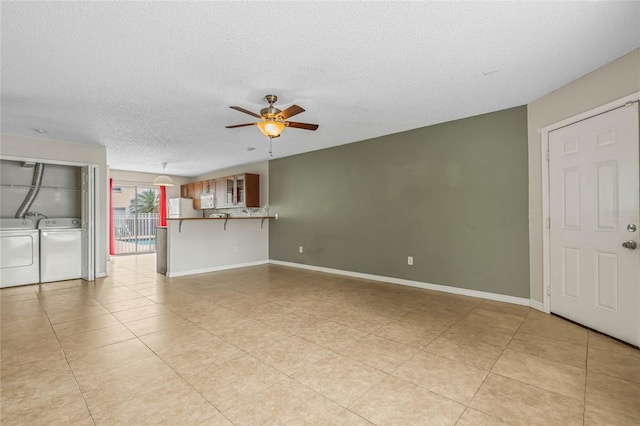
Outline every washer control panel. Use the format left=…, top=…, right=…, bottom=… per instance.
left=37, top=218, right=82, bottom=229
left=0, top=218, right=37, bottom=230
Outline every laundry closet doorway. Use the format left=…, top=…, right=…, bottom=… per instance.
left=0, top=158, right=97, bottom=284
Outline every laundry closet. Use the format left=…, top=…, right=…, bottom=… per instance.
left=0, top=159, right=83, bottom=287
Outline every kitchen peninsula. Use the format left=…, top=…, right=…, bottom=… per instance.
left=164, top=216, right=274, bottom=277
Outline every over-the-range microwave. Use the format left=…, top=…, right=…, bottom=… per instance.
left=200, top=193, right=214, bottom=209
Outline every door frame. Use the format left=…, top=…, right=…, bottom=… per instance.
left=541, top=91, right=640, bottom=314
left=81, top=165, right=96, bottom=281
left=110, top=183, right=160, bottom=256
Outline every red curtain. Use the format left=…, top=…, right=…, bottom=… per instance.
left=109, top=178, right=115, bottom=255
left=159, top=186, right=167, bottom=227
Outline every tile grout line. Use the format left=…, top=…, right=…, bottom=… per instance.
left=332, top=298, right=501, bottom=421
left=111, top=297, right=239, bottom=425
left=513, top=318, right=640, bottom=385
left=9, top=258, right=637, bottom=425
left=478, top=309, right=602, bottom=423
left=113, top=279, right=312, bottom=424
left=36, top=287, right=97, bottom=426
left=583, top=332, right=591, bottom=425
left=50, top=279, right=225, bottom=422
left=580, top=340, right=639, bottom=423
left=461, top=306, right=530, bottom=424
left=338, top=304, right=476, bottom=425
left=165, top=281, right=406, bottom=423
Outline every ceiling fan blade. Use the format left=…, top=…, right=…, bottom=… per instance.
left=285, top=121, right=319, bottom=131
left=278, top=105, right=305, bottom=120
left=225, top=123, right=257, bottom=128
left=229, top=106, right=261, bottom=119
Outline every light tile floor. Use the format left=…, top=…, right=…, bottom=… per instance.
left=1, top=254, right=639, bottom=425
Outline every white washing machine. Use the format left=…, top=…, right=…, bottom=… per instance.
left=39, top=218, right=82, bottom=283
left=0, top=218, right=40, bottom=288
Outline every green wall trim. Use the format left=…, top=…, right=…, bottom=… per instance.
left=269, top=106, right=530, bottom=298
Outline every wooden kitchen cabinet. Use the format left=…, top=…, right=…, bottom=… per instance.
left=192, top=181, right=203, bottom=209
left=237, top=173, right=260, bottom=208
left=201, top=179, right=214, bottom=194
left=182, top=173, right=260, bottom=209
left=180, top=183, right=194, bottom=198
left=214, top=177, right=235, bottom=208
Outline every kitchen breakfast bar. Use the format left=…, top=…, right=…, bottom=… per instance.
left=158, top=217, right=274, bottom=277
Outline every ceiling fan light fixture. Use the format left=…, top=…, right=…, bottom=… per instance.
left=153, top=162, right=174, bottom=187
left=257, top=120, right=285, bottom=137
left=226, top=95, right=317, bottom=148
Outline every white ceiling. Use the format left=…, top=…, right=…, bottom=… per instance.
left=1, top=2, right=639, bottom=177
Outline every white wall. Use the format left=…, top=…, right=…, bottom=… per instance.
left=166, top=219, right=269, bottom=276
left=162, top=161, right=271, bottom=277
left=0, top=133, right=109, bottom=277
left=527, top=49, right=640, bottom=303
left=1, top=159, right=81, bottom=219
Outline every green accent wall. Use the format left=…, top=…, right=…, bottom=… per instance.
left=269, top=106, right=529, bottom=298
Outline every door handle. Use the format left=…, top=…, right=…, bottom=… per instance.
left=622, top=240, right=638, bottom=250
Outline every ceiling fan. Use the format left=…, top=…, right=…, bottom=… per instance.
left=226, top=94, right=319, bottom=139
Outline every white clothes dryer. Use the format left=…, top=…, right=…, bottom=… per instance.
left=0, top=218, right=40, bottom=287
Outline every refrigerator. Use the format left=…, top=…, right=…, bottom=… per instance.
left=167, top=198, right=200, bottom=218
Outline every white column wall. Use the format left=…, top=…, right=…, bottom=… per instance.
left=166, top=219, right=269, bottom=277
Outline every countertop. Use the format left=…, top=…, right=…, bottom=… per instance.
left=165, top=216, right=275, bottom=220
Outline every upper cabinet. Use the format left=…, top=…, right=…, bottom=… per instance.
left=192, top=181, right=203, bottom=210
left=236, top=175, right=245, bottom=205
left=238, top=173, right=260, bottom=208
left=180, top=183, right=194, bottom=198
left=182, top=173, right=259, bottom=209
left=214, top=177, right=233, bottom=208
left=201, top=179, right=213, bottom=194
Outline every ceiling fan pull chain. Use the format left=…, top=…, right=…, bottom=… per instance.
left=269, top=136, right=273, bottom=157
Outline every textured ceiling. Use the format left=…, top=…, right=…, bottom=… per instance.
left=1, top=2, right=639, bottom=177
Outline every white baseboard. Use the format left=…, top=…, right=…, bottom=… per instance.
left=529, top=299, right=546, bottom=312
left=96, top=272, right=108, bottom=278
left=167, top=260, right=269, bottom=278
left=269, top=260, right=531, bottom=306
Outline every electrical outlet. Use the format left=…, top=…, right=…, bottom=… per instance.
left=275, top=213, right=279, bottom=219
left=235, top=247, right=240, bottom=253
left=299, top=246, right=303, bottom=254
left=407, top=256, right=413, bottom=266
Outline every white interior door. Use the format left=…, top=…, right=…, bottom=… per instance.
left=549, top=102, right=639, bottom=346
left=81, top=165, right=95, bottom=281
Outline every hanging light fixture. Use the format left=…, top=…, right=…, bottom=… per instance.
left=256, top=120, right=285, bottom=138
left=153, top=162, right=174, bottom=187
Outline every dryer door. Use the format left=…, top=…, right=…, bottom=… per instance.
left=0, top=233, right=35, bottom=268
left=0, top=231, right=39, bottom=287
